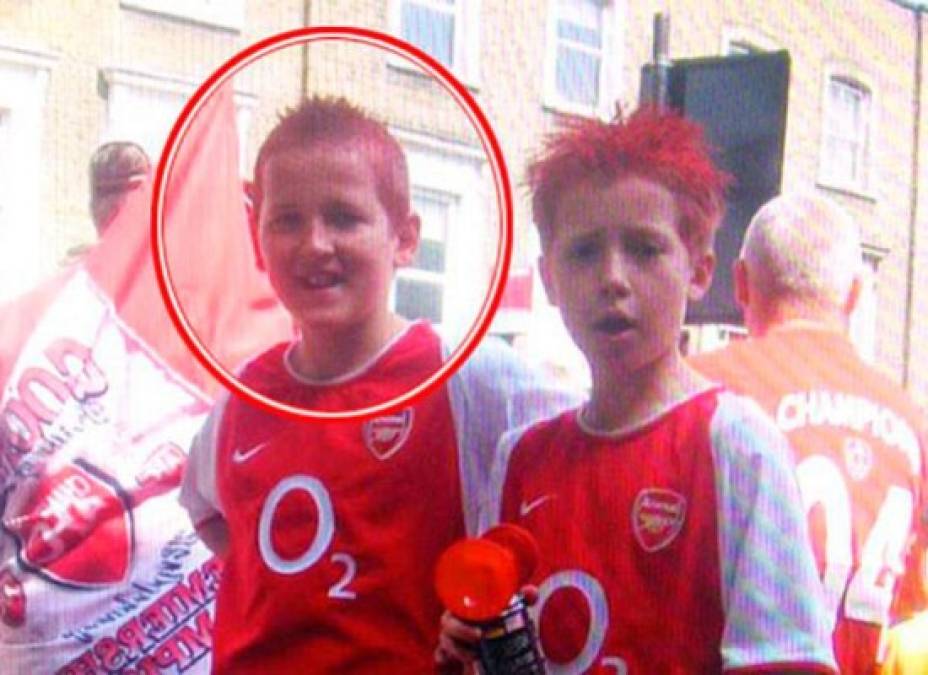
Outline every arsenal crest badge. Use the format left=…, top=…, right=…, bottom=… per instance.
left=362, top=408, right=414, bottom=460
left=3, top=461, right=133, bottom=588
left=632, top=488, right=686, bottom=552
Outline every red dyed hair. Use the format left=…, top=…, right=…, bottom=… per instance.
left=528, top=107, right=731, bottom=256
left=253, top=96, right=411, bottom=226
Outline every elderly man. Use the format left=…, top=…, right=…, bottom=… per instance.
left=692, top=191, right=927, bottom=675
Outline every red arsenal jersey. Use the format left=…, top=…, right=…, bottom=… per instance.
left=180, top=322, right=576, bottom=673
left=692, top=326, right=928, bottom=674
left=489, top=388, right=837, bottom=674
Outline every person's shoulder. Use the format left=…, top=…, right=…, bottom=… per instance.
left=689, top=336, right=769, bottom=384
left=706, top=388, right=789, bottom=460
left=501, top=409, right=576, bottom=458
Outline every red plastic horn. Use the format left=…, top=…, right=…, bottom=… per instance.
left=434, top=524, right=539, bottom=622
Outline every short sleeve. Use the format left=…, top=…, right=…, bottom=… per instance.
left=179, top=391, right=228, bottom=529
left=710, top=392, right=837, bottom=674
left=446, top=337, right=580, bottom=536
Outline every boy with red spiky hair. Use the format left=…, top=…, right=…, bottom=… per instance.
left=179, top=97, right=576, bottom=673
left=437, top=108, right=837, bottom=673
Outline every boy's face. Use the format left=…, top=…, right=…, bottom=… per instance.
left=256, top=143, right=418, bottom=336
left=539, top=175, right=713, bottom=377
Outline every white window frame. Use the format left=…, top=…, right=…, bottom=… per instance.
left=543, top=0, right=623, bottom=118
left=683, top=324, right=748, bottom=355
left=720, top=26, right=780, bottom=55
left=394, top=188, right=454, bottom=326
left=0, top=44, right=56, bottom=302
left=388, top=0, right=481, bottom=87
left=818, top=67, right=876, bottom=198
left=390, top=129, right=487, bottom=342
left=849, top=244, right=885, bottom=364
left=120, top=0, right=244, bottom=31
left=100, top=67, right=256, bottom=172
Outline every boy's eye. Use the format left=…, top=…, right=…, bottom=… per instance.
left=267, top=212, right=302, bottom=232
left=567, top=239, right=599, bottom=262
left=626, top=239, right=663, bottom=259
left=326, top=208, right=363, bottom=229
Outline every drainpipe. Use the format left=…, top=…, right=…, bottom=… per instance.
left=300, top=0, right=312, bottom=98
left=902, top=4, right=922, bottom=387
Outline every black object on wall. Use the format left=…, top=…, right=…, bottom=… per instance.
left=642, top=50, right=791, bottom=325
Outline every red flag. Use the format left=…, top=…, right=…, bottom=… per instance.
left=83, top=84, right=291, bottom=397
left=0, top=83, right=288, bottom=672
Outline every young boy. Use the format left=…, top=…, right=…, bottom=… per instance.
left=438, top=109, right=837, bottom=673
left=179, top=97, right=575, bottom=673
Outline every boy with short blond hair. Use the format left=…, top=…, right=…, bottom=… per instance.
left=439, top=109, right=837, bottom=673
left=180, top=97, right=575, bottom=673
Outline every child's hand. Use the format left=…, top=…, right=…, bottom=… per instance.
left=435, top=610, right=480, bottom=671
left=434, top=585, right=540, bottom=672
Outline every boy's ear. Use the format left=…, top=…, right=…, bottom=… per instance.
left=393, top=212, right=421, bottom=267
left=687, top=249, right=715, bottom=302
left=538, top=255, right=559, bottom=307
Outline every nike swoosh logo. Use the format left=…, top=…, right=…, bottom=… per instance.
left=232, top=440, right=271, bottom=464
left=519, top=494, right=554, bottom=517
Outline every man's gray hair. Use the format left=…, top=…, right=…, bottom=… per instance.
left=740, top=191, right=862, bottom=307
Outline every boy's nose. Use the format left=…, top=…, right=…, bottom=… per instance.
left=599, top=249, right=631, bottom=298
left=301, top=219, right=335, bottom=254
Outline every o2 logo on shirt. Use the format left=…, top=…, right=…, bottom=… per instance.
left=533, top=570, right=627, bottom=674
left=257, top=475, right=357, bottom=600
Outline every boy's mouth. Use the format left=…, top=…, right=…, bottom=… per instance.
left=593, top=314, right=634, bottom=335
left=297, top=271, right=343, bottom=290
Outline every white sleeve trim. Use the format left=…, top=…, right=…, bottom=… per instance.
left=445, top=337, right=581, bottom=536
left=711, top=392, right=837, bottom=671
left=179, top=389, right=229, bottom=528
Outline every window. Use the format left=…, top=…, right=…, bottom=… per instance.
left=849, top=247, right=884, bottom=363
left=0, top=46, right=55, bottom=302
left=120, top=0, right=244, bottom=31
left=544, top=0, right=621, bottom=116
left=391, top=130, right=488, bottom=341
left=101, top=68, right=255, bottom=171
left=390, top=0, right=479, bottom=83
left=820, top=76, right=872, bottom=193
left=394, top=190, right=452, bottom=324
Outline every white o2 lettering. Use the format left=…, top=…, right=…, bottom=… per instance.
left=533, top=569, right=615, bottom=675
left=601, top=657, right=629, bottom=674
left=797, top=455, right=913, bottom=626
left=328, top=552, right=358, bottom=600
left=258, top=475, right=336, bottom=575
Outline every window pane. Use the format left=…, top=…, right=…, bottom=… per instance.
left=411, top=190, right=449, bottom=273
left=556, top=45, right=600, bottom=106
left=396, top=278, right=443, bottom=323
left=557, top=20, right=600, bottom=47
left=415, top=239, right=445, bottom=273
left=401, top=2, right=455, bottom=67
left=558, top=0, right=602, bottom=30
left=824, top=78, right=869, bottom=188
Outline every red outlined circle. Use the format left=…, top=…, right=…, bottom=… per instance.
left=152, top=26, right=513, bottom=422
